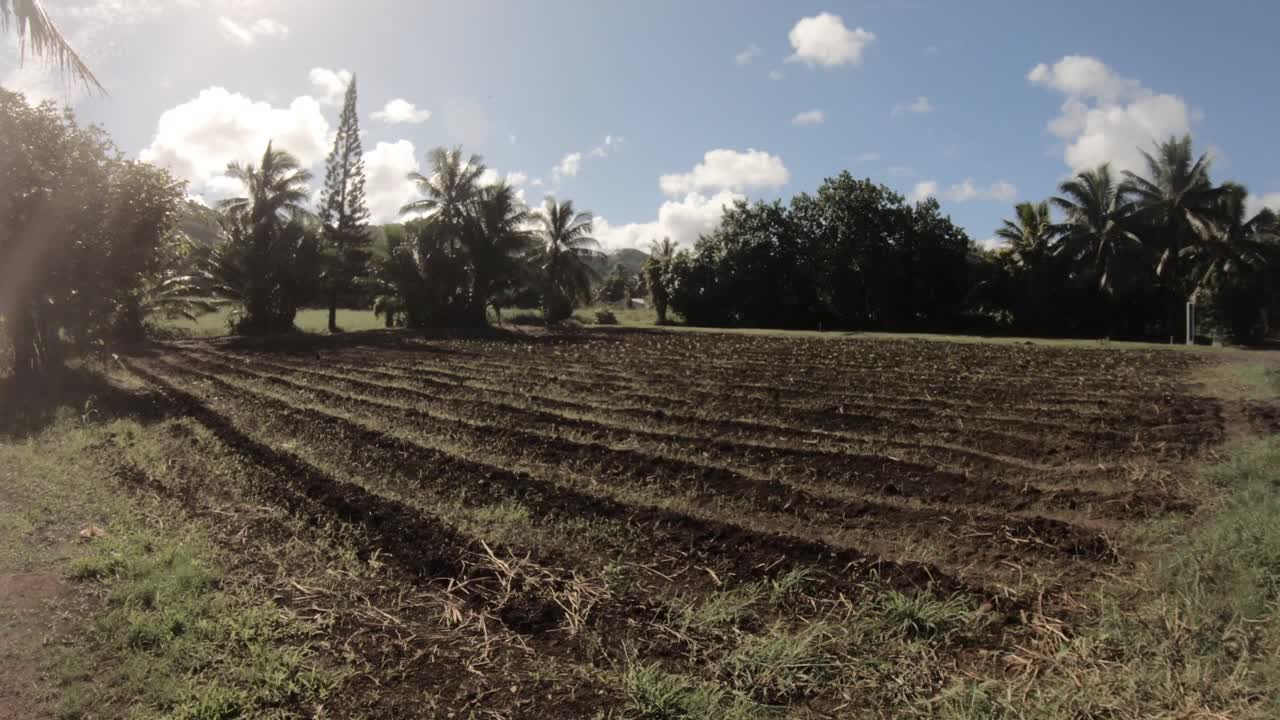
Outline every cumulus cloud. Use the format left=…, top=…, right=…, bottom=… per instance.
left=735, top=43, right=762, bottom=65
left=786, top=12, right=875, bottom=68
left=589, top=134, right=626, bottom=158
left=308, top=67, right=351, bottom=106
left=363, top=140, right=422, bottom=222
left=891, top=96, right=934, bottom=117
left=371, top=98, right=432, bottom=124
left=1246, top=192, right=1280, bottom=219
left=1028, top=55, right=1194, bottom=174
left=218, top=16, right=289, bottom=46
left=909, top=181, right=939, bottom=203
left=768, top=69, right=784, bottom=81
left=554, top=152, right=582, bottom=179
left=594, top=190, right=745, bottom=251
left=659, top=149, right=789, bottom=196
left=140, top=87, right=330, bottom=200
left=910, top=178, right=1017, bottom=203
left=791, top=109, right=825, bottom=126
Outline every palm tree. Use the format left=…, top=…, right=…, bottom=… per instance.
left=218, top=141, right=313, bottom=228
left=1121, top=136, right=1225, bottom=281
left=206, top=143, right=318, bottom=334
left=400, top=146, right=486, bottom=229
left=2, top=0, right=102, bottom=91
left=532, top=197, right=601, bottom=322
left=1183, top=184, right=1275, bottom=297
left=463, top=182, right=533, bottom=325
left=644, top=237, right=678, bottom=324
left=994, top=200, right=1055, bottom=268
left=1051, top=164, right=1142, bottom=297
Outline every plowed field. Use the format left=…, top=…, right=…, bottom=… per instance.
left=123, top=329, right=1222, bottom=717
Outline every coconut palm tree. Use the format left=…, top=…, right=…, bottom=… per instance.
left=1183, top=184, right=1276, bottom=296
left=1051, top=164, right=1142, bottom=297
left=2, top=0, right=102, bottom=91
left=463, top=182, right=533, bottom=326
left=532, top=197, right=601, bottom=322
left=205, top=143, right=319, bottom=334
left=400, top=146, right=486, bottom=229
left=994, top=200, right=1055, bottom=268
left=1122, top=136, right=1226, bottom=280
left=218, top=141, right=313, bottom=227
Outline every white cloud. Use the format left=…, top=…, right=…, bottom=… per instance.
left=786, top=12, right=875, bottom=68
left=554, top=152, right=582, bottom=178
left=308, top=67, right=351, bottom=106
left=594, top=190, right=745, bottom=251
left=977, top=237, right=1008, bottom=251
left=1029, top=55, right=1193, bottom=174
left=1246, top=192, right=1280, bottom=219
left=768, top=69, right=784, bottom=81
left=363, top=140, right=422, bottom=222
left=909, top=181, right=939, bottom=203
left=218, top=16, right=289, bottom=46
left=509, top=134, right=517, bottom=145
left=140, top=87, right=330, bottom=200
left=791, top=109, right=825, bottom=126
left=659, top=148, right=789, bottom=196
left=911, top=178, right=1017, bottom=203
left=735, top=43, right=762, bottom=65
left=371, top=98, right=432, bottom=124
left=891, top=96, right=934, bottom=117
left=506, top=171, right=528, bottom=186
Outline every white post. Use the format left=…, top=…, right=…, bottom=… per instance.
left=1185, top=301, right=1195, bottom=346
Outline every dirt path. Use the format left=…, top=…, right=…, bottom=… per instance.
left=0, top=571, right=70, bottom=720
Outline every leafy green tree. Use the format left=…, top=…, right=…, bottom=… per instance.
left=597, top=264, right=630, bottom=304
left=643, top=237, right=677, bottom=323
left=317, top=74, right=372, bottom=333
left=204, top=142, right=320, bottom=334
left=0, top=89, right=186, bottom=379
left=532, top=198, right=601, bottom=322
left=1, top=0, right=101, bottom=91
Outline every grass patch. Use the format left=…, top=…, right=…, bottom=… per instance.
left=623, top=663, right=764, bottom=720
left=937, top=436, right=1280, bottom=719
left=57, top=531, right=341, bottom=719
left=720, top=620, right=842, bottom=703
left=156, top=307, right=387, bottom=338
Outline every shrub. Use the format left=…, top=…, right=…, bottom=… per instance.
left=595, top=309, right=619, bottom=325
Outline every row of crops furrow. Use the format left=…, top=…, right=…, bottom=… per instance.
left=105, top=439, right=627, bottom=719
left=201, top=347, right=1193, bottom=518
left=177, top=350, right=1121, bottom=574
left=147, top=354, right=1008, bottom=607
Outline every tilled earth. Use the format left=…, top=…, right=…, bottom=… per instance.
left=119, top=329, right=1224, bottom=718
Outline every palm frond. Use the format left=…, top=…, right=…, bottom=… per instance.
left=1, top=0, right=103, bottom=92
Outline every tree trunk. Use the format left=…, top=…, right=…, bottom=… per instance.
left=10, top=306, right=39, bottom=384
left=328, top=289, right=339, bottom=333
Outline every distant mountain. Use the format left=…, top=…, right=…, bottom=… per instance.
left=589, top=248, right=650, bottom=279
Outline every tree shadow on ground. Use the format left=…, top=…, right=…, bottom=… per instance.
left=0, top=364, right=173, bottom=439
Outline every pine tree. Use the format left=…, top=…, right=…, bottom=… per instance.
left=318, top=74, right=372, bottom=332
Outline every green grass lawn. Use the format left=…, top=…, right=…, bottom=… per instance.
left=156, top=302, right=1252, bottom=354
left=159, top=307, right=389, bottom=337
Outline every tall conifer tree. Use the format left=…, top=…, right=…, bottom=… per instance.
left=318, top=74, right=372, bottom=332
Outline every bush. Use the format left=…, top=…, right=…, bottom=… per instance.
left=594, top=309, right=619, bottom=325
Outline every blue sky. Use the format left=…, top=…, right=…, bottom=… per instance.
left=5, top=0, right=1279, bottom=249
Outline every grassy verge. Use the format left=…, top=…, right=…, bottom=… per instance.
left=0, top=383, right=342, bottom=720
left=939, top=434, right=1280, bottom=719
